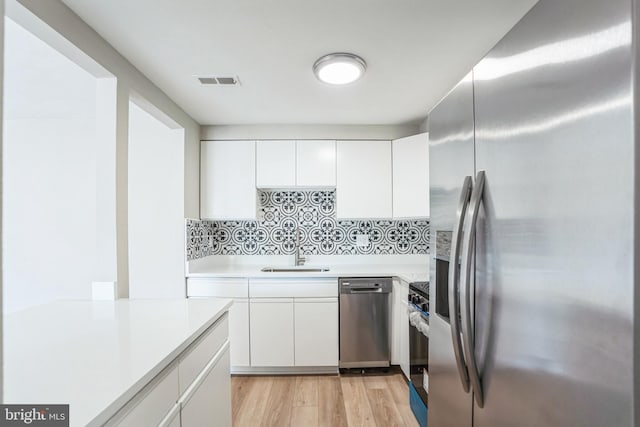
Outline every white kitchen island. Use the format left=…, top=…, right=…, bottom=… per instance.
left=4, top=298, right=233, bottom=427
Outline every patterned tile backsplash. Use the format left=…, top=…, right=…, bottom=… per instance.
left=186, top=190, right=430, bottom=260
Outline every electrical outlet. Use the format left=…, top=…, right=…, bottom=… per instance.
left=356, top=234, right=370, bottom=247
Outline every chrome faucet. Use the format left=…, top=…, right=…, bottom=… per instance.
left=295, top=228, right=306, bottom=266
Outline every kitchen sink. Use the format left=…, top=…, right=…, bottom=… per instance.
left=260, top=266, right=330, bottom=272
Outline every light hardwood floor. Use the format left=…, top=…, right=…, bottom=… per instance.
left=231, top=372, right=420, bottom=427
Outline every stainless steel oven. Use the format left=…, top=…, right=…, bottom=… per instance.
left=408, top=281, right=429, bottom=427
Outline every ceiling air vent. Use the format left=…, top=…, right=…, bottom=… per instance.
left=197, top=76, right=240, bottom=86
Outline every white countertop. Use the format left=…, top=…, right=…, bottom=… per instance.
left=187, top=263, right=429, bottom=284
left=4, top=298, right=233, bottom=427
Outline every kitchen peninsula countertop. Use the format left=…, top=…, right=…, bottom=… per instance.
left=187, top=263, right=429, bottom=284
left=4, top=298, right=233, bottom=427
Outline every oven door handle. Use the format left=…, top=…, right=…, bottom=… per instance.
left=448, top=175, right=472, bottom=393
left=460, top=170, right=485, bottom=408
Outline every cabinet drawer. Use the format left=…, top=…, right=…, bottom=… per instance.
left=179, top=314, right=229, bottom=394
left=181, top=343, right=232, bottom=427
left=187, top=278, right=249, bottom=298
left=105, top=364, right=179, bottom=427
left=249, top=278, right=338, bottom=298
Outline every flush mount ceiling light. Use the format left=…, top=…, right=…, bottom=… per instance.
left=313, top=53, right=367, bottom=85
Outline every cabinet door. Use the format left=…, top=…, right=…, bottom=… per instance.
left=391, top=279, right=411, bottom=379
left=397, top=281, right=410, bottom=379
left=294, top=298, right=339, bottom=366
left=229, top=299, right=250, bottom=367
left=336, top=140, right=392, bottom=218
left=391, top=281, right=402, bottom=366
left=392, top=133, right=430, bottom=218
left=200, top=140, right=256, bottom=219
left=249, top=299, right=294, bottom=366
left=296, top=140, right=336, bottom=186
left=256, top=140, right=296, bottom=188
left=181, top=345, right=232, bottom=427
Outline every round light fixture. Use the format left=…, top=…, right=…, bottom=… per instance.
left=313, top=53, right=366, bottom=85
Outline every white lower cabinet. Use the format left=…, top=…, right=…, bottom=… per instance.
left=186, top=278, right=250, bottom=369
left=106, top=313, right=232, bottom=427
left=106, top=365, right=180, bottom=427
left=250, top=298, right=295, bottom=367
left=181, top=344, right=232, bottom=427
left=188, top=278, right=339, bottom=371
left=248, top=278, right=339, bottom=369
left=229, top=299, right=250, bottom=367
left=391, top=279, right=410, bottom=379
left=294, top=298, right=339, bottom=366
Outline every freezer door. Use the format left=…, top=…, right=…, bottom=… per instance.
left=472, top=0, right=634, bottom=425
left=427, top=72, right=475, bottom=427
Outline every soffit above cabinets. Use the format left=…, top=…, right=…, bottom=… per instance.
left=61, top=0, right=538, bottom=126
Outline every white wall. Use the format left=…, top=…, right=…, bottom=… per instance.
left=3, top=17, right=98, bottom=312
left=128, top=102, right=185, bottom=298
left=8, top=0, right=201, bottom=218
left=5, top=0, right=202, bottom=298
left=1, top=0, right=5, bottom=400
left=419, top=117, right=429, bottom=133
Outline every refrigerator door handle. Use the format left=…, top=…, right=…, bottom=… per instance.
left=460, top=170, right=486, bottom=408
left=448, top=175, right=473, bottom=393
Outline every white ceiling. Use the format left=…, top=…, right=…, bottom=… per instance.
left=60, top=0, right=537, bottom=126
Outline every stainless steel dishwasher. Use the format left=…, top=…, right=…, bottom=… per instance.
left=339, top=277, right=393, bottom=369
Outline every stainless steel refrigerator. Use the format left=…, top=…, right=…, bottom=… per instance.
left=428, top=0, right=637, bottom=425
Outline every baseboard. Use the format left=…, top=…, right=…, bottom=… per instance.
left=230, top=364, right=408, bottom=377
left=231, top=366, right=339, bottom=375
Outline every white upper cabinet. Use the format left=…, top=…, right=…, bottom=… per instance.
left=200, top=140, right=256, bottom=220
left=392, top=133, right=430, bottom=218
left=256, top=140, right=296, bottom=188
left=336, top=140, right=392, bottom=219
left=296, top=140, right=336, bottom=187
left=256, top=140, right=336, bottom=188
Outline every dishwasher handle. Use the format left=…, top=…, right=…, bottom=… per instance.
left=339, top=278, right=393, bottom=294
left=348, top=287, right=385, bottom=293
